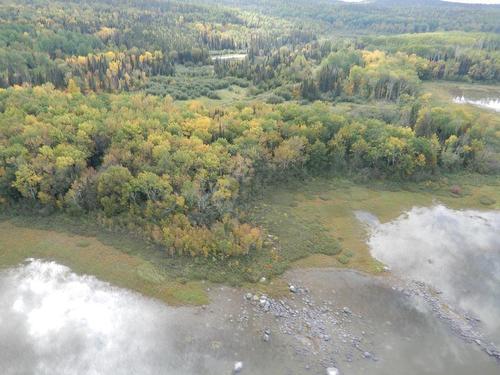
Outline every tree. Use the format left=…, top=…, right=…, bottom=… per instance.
left=97, top=166, right=133, bottom=216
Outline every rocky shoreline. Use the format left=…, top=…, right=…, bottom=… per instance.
left=397, top=279, right=500, bottom=361
left=217, top=267, right=500, bottom=374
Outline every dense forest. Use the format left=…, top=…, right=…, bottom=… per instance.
left=1, top=0, right=499, bottom=259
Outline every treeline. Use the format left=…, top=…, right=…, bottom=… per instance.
left=0, top=48, right=177, bottom=91
left=0, top=0, right=315, bottom=92
left=209, top=0, right=500, bottom=34
left=1, top=86, right=498, bottom=257
left=360, top=33, right=500, bottom=82
left=66, top=51, right=175, bottom=92
left=214, top=33, right=499, bottom=104
left=215, top=47, right=423, bottom=102
left=305, top=50, right=422, bottom=101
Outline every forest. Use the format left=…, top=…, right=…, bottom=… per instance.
left=1, top=0, right=499, bottom=259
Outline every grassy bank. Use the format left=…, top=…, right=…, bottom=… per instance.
left=251, top=174, right=500, bottom=274
left=0, top=219, right=210, bottom=306
left=1, top=173, right=498, bottom=303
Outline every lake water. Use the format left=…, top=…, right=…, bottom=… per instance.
left=0, top=259, right=304, bottom=375
left=210, top=54, right=247, bottom=61
left=1, top=205, right=500, bottom=374
left=366, top=205, right=500, bottom=343
left=453, top=96, right=500, bottom=112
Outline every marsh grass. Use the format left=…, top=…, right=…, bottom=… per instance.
left=1, top=173, right=498, bottom=301
left=0, top=219, right=209, bottom=306
left=252, top=174, right=500, bottom=274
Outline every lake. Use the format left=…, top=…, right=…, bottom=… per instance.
left=366, top=205, right=500, bottom=344
left=1, top=205, right=499, bottom=374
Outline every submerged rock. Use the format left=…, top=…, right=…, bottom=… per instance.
left=259, top=296, right=270, bottom=311
left=233, top=361, right=243, bottom=373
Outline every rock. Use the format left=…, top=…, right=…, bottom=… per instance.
left=383, top=266, right=391, bottom=272
left=289, top=285, right=297, bottom=293
left=450, top=185, right=462, bottom=196
left=259, top=277, right=267, bottom=283
left=326, top=367, right=340, bottom=375
left=262, top=328, right=271, bottom=342
left=363, top=351, right=372, bottom=359
left=342, top=307, right=352, bottom=315
left=252, top=294, right=259, bottom=302
left=233, top=361, right=243, bottom=373
left=259, top=296, right=270, bottom=311
left=244, top=293, right=253, bottom=300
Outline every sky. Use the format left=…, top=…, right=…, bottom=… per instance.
left=442, top=0, right=500, bottom=4
left=339, top=0, right=500, bottom=3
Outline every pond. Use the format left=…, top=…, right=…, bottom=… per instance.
left=210, top=53, right=247, bottom=61
left=453, top=96, right=500, bottom=112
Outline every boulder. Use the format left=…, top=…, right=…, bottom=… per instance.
left=326, top=367, right=340, bottom=375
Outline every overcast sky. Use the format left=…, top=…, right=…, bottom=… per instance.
left=339, top=0, right=500, bottom=3
left=442, top=0, right=500, bottom=4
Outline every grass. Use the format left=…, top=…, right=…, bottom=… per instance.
left=0, top=210, right=295, bottom=298
left=0, top=220, right=209, bottom=306
left=1, top=173, right=498, bottom=301
left=251, top=174, right=500, bottom=274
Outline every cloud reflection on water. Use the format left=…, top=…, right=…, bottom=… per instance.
left=366, top=205, right=500, bottom=341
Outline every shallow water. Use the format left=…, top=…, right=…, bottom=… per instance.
left=290, top=268, right=500, bottom=375
left=453, top=96, right=500, bottom=112
left=0, top=260, right=307, bottom=375
left=1, top=204, right=500, bottom=374
left=366, top=205, right=500, bottom=343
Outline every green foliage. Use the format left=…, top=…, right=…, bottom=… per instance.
left=0, top=0, right=499, bottom=265
left=1, top=84, right=498, bottom=259
left=143, top=68, right=248, bottom=100
left=361, top=32, right=500, bottom=82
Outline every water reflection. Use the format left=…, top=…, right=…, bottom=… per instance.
left=0, top=260, right=313, bottom=375
left=453, top=96, right=500, bottom=112
left=2, top=206, right=500, bottom=375
left=0, top=260, right=189, bottom=375
left=367, top=205, right=500, bottom=342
